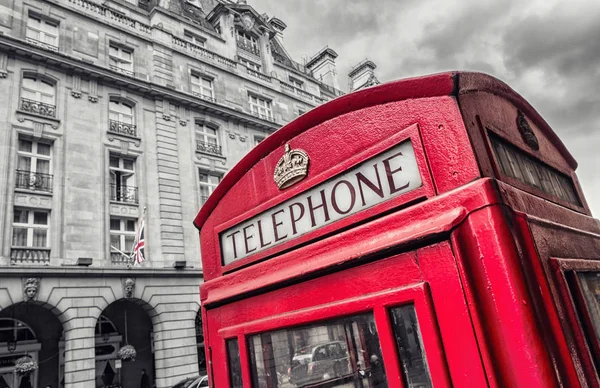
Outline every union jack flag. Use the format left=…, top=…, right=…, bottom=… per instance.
left=132, top=215, right=145, bottom=264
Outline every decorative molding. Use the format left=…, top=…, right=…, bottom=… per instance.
left=107, top=134, right=141, bottom=147
left=228, top=133, right=236, bottom=139
left=162, top=114, right=171, bottom=121
left=32, top=122, right=44, bottom=138
left=239, top=135, right=246, bottom=142
left=180, top=120, right=187, bottom=126
left=71, top=74, right=82, bottom=98
left=88, top=78, right=98, bottom=103
left=23, top=277, right=40, bottom=301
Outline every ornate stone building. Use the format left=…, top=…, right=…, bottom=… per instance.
left=0, top=0, right=344, bottom=386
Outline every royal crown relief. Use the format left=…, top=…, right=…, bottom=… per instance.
left=273, top=144, right=310, bottom=189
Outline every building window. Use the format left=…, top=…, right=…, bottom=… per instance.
left=289, top=77, right=304, bottom=90
left=191, top=74, right=215, bottom=102
left=195, top=122, right=222, bottom=156
left=236, top=30, right=259, bottom=55
left=109, top=44, right=134, bottom=76
left=199, top=171, right=220, bottom=205
left=248, top=94, right=273, bottom=121
left=239, top=57, right=261, bottom=72
left=16, top=138, right=53, bottom=193
left=20, top=75, right=56, bottom=118
left=184, top=30, right=205, bottom=47
left=253, top=135, right=265, bottom=146
left=26, top=14, right=59, bottom=51
left=110, top=217, right=136, bottom=265
left=108, top=99, right=137, bottom=137
left=11, top=208, right=51, bottom=264
left=109, top=154, right=138, bottom=204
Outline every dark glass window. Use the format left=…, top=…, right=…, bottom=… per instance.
left=227, top=338, right=243, bottom=388
left=390, top=304, right=433, bottom=388
left=248, top=313, right=387, bottom=388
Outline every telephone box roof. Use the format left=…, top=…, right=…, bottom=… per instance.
left=194, top=71, right=576, bottom=230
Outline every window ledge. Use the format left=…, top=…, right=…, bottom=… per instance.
left=16, top=110, right=61, bottom=128
left=106, top=131, right=141, bottom=145
left=14, top=187, right=53, bottom=196
left=195, top=149, right=227, bottom=161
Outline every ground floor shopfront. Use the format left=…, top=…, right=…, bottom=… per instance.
left=0, top=267, right=204, bottom=388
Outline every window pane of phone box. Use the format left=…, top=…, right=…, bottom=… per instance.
left=248, top=313, right=388, bottom=388
left=390, top=305, right=433, bottom=388
left=227, top=338, right=243, bottom=388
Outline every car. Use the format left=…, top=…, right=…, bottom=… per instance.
left=171, top=375, right=208, bottom=388
left=288, top=341, right=350, bottom=387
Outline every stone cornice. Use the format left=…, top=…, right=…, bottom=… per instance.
left=0, top=265, right=203, bottom=278
left=0, top=35, right=280, bottom=131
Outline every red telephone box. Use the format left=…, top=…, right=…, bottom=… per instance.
left=194, top=72, right=600, bottom=388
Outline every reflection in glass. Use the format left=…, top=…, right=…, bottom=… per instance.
left=227, top=339, right=243, bottom=388
left=248, top=313, right=387, bottom=387
left=390, top=305, right=432, bottom=388
left=576, top=271, right=600, bottom=370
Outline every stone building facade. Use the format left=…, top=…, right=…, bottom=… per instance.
left=0, top=0, right=344, bottom=386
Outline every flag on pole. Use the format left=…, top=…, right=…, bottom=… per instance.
left=132, top=211, right=146, bottom=265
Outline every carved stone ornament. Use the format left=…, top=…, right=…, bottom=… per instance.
left=123, top=278, right=135, bottom=298
left=274, top=144, right=309, bottom=189
left=241, top=13, right=255, bottom=31
left=23, top=278, right=40, bottom=301
left=517, top=110, right=539, bottom=151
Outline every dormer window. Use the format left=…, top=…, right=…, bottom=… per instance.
left=236, top=30, right=259, bottom=56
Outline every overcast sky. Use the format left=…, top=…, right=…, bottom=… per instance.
left=249, top=0, right=600, bottom=215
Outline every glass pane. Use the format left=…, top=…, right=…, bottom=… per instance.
left=123, top=159, right=134, bottom=171
left=206, top=127, right=216, bottom=136
left=199, top=173, right=208, bottom=183
left=109, top=46, right=119, bottom=56
left=110, top=235, right=120, bottom=249
left=227, top=339, right=243, bottom=388
left=19, top=139, right=33, bottom=153
left=33, top=229, right=47, bottom=247
left=124, top=236, right=135, bottom=251
left=36, top=142, right=51, bottom=156
left=208, top=175, right=220, bottom=185
left=33, top=211, right=48, bottom=225
left=390, top=305, right=432, bottom=388
left=126, top=220, right=136, bottom=232
left=202, top=79, right=212, bottom=88
left=13, top=209, right=28, bottom=224
left=109, top=156, right=120, bottom=168
left=248, top=313, right=387, bottom=388
left=110, top=218, right=121, bottom=231
left=576, top=273, right=600, bottom=344
left=18, top=156, right=32, bottom=171
left=36, top=159, right=50, bottom=174
left=12, top=228, right=27, bottom=246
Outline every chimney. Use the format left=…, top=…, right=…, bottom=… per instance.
left=268, top=17, right=287, bottom=44
left=306, top=47, right=340, bottom=90
left=348, top=59, right=379, bottom=91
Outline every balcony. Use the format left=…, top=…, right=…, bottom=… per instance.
left=246, top=68, right=271, bottom=83
left=109, top=119, right=137, bottom=137
left=11, top=247, right=50, bottom=265
left=67, top=0, right=151, bottom=34
left=172, top=37, right=237, bottom=69
left=15, top=170, right=53, bottom=193
left=196, top=141, right=222, bottom=156
left=236, top=39, right=260, bottom=56
left=26, top=37, right=58, bottom=52
left=249, top=110, right=275, bottom=123
left=110, top=184, right=139, bottom=204
left=20, top=98, right=56, bottom=118
left=109, top=64, right=134, bottom=77
left=192, top=92, right=216, bottom=103
left=111, top=251, right=131, bottom=266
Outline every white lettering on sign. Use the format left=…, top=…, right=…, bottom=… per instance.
left=220, top=140, right=422, bottom=265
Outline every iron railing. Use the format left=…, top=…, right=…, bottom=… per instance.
left=109, top=119, right=137, bottom=137
left=20, top=98, right=56, bottom=118
left=236, top=39, right=260, bottom=56
left=111, top=251, right=131, bottom=266
left=196, top=141, right=222, bottom=156
left=15, top=170, right=53, bottom=192
left=10, top=247, right=50, bottom=265
left=249, top=110, right=275, bottom=122
left=26, top=37, right=59, bottom=52
left=110, top=184, right=138, bottom=204
left=192, top=92, right=216, bottom=103
left=109, top=64, right=134, bottom=77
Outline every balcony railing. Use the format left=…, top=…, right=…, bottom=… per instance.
left=196, top=141, right=222, bottom=156
left=109, top=64, right=134, bottom=77
left=15, top=170, right=53, bottom=193
left=110, top=184, right=139, bottom=204
left=246, top=68, right=271, bottom=83
left=67, top=0, right=151, bottom=34
left=26, top=37, right=59, bottom=52
left=172, top=37, right=237, bottom=69
left=249, top=110, right=275, bottom=122
left=236, top=39, right=260, bottom=56
left=192, top=92, right=216, bottom=103
left=20, top=98, right=56, bottom=118
left=109, top=120, right=137, bottom=137
left=111, top=251, right=131, bottom=266
left=11, top=247, right=50, bottom=265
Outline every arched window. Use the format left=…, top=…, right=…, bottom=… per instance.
left=20, top=74, right=56, bottom=118
left=0, top=318, right=36, bottom=344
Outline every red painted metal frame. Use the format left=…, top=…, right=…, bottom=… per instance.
left=214, top=123, right=435, bottom=273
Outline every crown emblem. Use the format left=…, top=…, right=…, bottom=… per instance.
left=274, top=144, right=309, bottom=189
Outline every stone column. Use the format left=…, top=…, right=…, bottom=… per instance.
left=63, top=318, right=96, bottom=386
